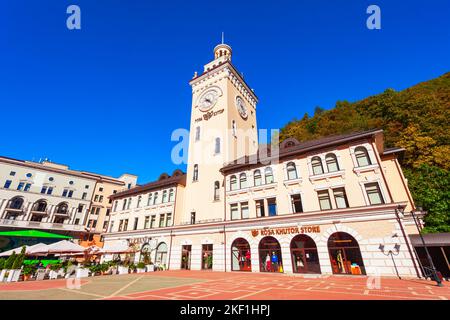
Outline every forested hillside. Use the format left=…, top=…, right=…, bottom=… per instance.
left=279, top=72, right=450, bottom=233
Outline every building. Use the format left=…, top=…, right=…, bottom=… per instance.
left=103, top=42, right=423, bottom=278
left=0, top=156, right=137, bottom=250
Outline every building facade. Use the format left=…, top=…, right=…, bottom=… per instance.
left=0, top=156, right=136, bottom=248
left=102, top=43, right=423, bottom=278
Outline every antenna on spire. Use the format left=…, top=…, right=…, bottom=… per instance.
left=221, top=32, right=224, bottom=44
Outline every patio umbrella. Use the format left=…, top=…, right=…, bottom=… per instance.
left=31, top=240, right=86, bottom=255
left=0, top=243, right=49, bottom=257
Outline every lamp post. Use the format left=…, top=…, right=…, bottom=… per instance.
left=410, top=208, right=443, bottom=287
left=379, top=243, right=401, bottom=279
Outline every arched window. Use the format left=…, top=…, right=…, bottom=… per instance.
left=193, top=164, right=199, bottom=181
left=259, top=236, right=283, bottom=272
left=169, top=189, right=174, bottom=202
left=214, top=181, right=220, bottom=201
left=162, top=190, right=168, bottom=203
left=195, top=126, right=200, bottom=141
left=153, top=192, right=158, bottom=205
left=230, top=175, right=237, bottom=191
left=215, top=138, right=221, bottom=154
left=328, top=232, right=366, bottom=275
left=311, top=156, right=324, bottom=175
left=127, top=198, right=132, bottom=209
left=240, top=173, right=247, bottom=188
left=33, top=200, right=47, bottom=212
left=265, top=167, right=274, bottom=184
left=147, top=193, right=152, bottom=206
left=290, top=235, right=321, bottom=274
left=355, top=146, right=371, bottom=167
left=254, top=170, right=262, bottom=186
left=231, top=238, right=251, bottom=272
left=325, top=153, right=339, bottom=172
left=122, top=199, right=127, bottom=211
left=286, top=162, right=297, bottom=180
left=8, top=197, right=24, bottom=210
left=137, top=196, right=142, bottom=207
left=155, top=242, right=168, bottom=266
left=55, top=202, right=68, bottom=214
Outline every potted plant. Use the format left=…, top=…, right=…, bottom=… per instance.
left=107, top=260, right=118, bottom=275
left=118, top=261, right=129, bottom=275
left=129, top=262, right=137, bottom=273
left=136, top=262, right=146, bottom=273
left=22, top=265, right=37, bottom=281
left=76, top=261, right=91, bottom=278
left=0, top=258, right=6, bottom=282
left=142, top=252, right=154, bottom=272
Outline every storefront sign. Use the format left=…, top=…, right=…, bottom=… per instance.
left=251, top=226, right=320, bottom=237
left=195, top=109, right=224, bottom=122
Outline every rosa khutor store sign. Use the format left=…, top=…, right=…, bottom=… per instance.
left=251, top=226, right=321, bottom=237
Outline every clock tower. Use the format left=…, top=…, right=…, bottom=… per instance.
left=182, top=42, right=259, bottom=225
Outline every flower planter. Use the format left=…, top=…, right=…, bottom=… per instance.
left=118, top=266, right=129, bottom=275
left=76, top=268, right=90, bottom=278
left=136, top=268, right=146, bottom=273
left=49, top=270, right=59, bottom=280
left=145, top=265, right=155, bottom=272
left=6, top=269, right=21, bottom=282
left=23, top=274, right=32, bottom=281
left=0, top=269, right=6, bottom=282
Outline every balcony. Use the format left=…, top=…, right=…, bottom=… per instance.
left=0, top=218, right=85, bottom=232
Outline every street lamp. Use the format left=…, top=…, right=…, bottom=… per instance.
left=379, top=243, right=401, bottom=279
left=409, top=207, right=443, bottom=287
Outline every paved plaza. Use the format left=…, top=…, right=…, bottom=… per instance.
left=0, top=270, right=449, bottom=300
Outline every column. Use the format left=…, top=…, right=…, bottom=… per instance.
left=0, top=199, right=8, bottom=219
left=46, top=205, right=56, bottom=223
left=22, top=203, right=33, bottom=221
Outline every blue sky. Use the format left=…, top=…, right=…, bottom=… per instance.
left=1, top=0, right=449, bottom=183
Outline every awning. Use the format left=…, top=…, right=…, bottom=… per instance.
left=409, top=233, right=450, bottom=247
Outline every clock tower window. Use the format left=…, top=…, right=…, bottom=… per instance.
left=232, top=120, right=237, bottom=137
left=193, top=164, right=199, bottom=182
left=195, top=126, right=200, bottom=141
left=215, top=138, right=221, bottom=154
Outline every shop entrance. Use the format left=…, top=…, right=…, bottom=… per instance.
left=258, top=236, right=283, bottom=273
left=181, top=245, right=191, bottom=270
left=155, top=242, right=168, bottom=268
left=328, top=232, right=366, bottom=275
left=202, top=244, right=213, bottom=270
left=290, top=235, right=321, bottom=274
left=231, top=238, right=251, bottom=271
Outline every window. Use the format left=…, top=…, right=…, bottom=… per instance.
left=69, top=181, right=74, bottom=185
left=150, top=216, right=156, bottom=228
left=147, top=193, right=153, bottom=206
left=214, top=181, right=220, bottom=201
left=355, top=146, right=371, bottom=167
left=318, top=190, right=332, bottom=210
left=144, top=216, right=150, bottom=229
left=254, top=170, right=262, bottom=186
left=311, top=157, right=324, bottom=175
left=94, top=195, right=99, bottom=202
left=193, top=164, right=199, bottom=181
left=17, top=182, right=24, bottom=191
left=75, top=218, right=80, bottom=225
left=190, top=212, right=196, bottom=224
left=10, top=171, right=16, bottom=176
left=166, top=213, right=172, bottom=227
left=159, top=214, right=165, bottom=227
left=62, top=189, right=68, bottom=197
left=113, top=201, right=118, bottom=212
left=26, top=173, right=32, bottom=178
left=153, top=192, right=158, bottom=205
left=365, top=183, right=384, bottom=205
left=265, top=167, right=274, bottom=184
left=109, top=221, right=114, bottom=232
left=118, top=220, right=124, bottom=232
left=286, top=162, right=297, bottom=180
left=99, top=187, right=104, bottom=192
left=85, top=185, right=89, bottom=189
left=137, top=196, right=142, bottom=207
left=99, top=195, right=104, bottom=202
left=47, top=187, right=53, bottom=195
left=239, top=173, right=247, bottom=188
left=326, top=153, right=339, bottom=172
left=82, top=192, right=87, bottom=200
left=68, top=190, right=73, bottom=198
left=215, top=137, right=221, bottom=154
left=127, top=183, right=132, bottom=189
left=333, top=188, right=349, bottom=209
left=256, top=199, right=265, bottom=217
left=230, top=204, right=239, bottom=220
left=230, top=175, right=237, bottom=191
left=133, top=218, right=139, bottom=230
left=78, top=204, right=84, bottom=213
left=4, top=180, right=12, bottom=189
left=232, top=120, right=237, bottom=137
left=24, top=183, right=32, bottom=192
left=195, top=126, right=200, bottom=141
left=162, top=191, right=168, bottom=203
left=241, top=202, right=249, bottom=219
left=103, top=221, right=108, bottom=230
left=291, top=194, right=303, bottom=213
left=267, top=198, right=277, bottom=216
left=40, top=186, right=47, bottom=194
left=169, top=189, right=174, bottom=202
left=106, top=209, right=110, bottom=216
left=122, top=199, right=127, bottom=210
left=123, top=219, right=129, bottom=231
left=127, top=198, right=131, bottom=209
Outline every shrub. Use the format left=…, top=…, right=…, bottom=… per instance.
left=137, top=262, right=145, bottom=269
left=0, top=258, right=5, bottom=270
left=4, top=252, right=17, bottom=269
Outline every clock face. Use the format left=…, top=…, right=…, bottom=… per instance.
left=197, top=88, right=220, bottom=112
left=236, top=96, right=248, bottom=119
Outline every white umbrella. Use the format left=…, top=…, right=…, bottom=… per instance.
left=32, top=240, right=85, bottom=255
left=0, top=245, right=29, bottom=257
left=0, top=243, right=48, bottom=257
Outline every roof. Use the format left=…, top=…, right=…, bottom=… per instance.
left=409, top=233, right=450, bottom=247
left=221, top=129, right=384, bottom=173
left=110, top=171, right=186, bottom=200
left=0, top=230, right=72, bottom=239
left=382, top=147, right=406, bottom=156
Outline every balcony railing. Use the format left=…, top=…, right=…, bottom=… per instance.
left=0, top=218, right=85, bottom=232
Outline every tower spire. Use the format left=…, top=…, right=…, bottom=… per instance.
left=221, top=32, right=224, bottom=44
